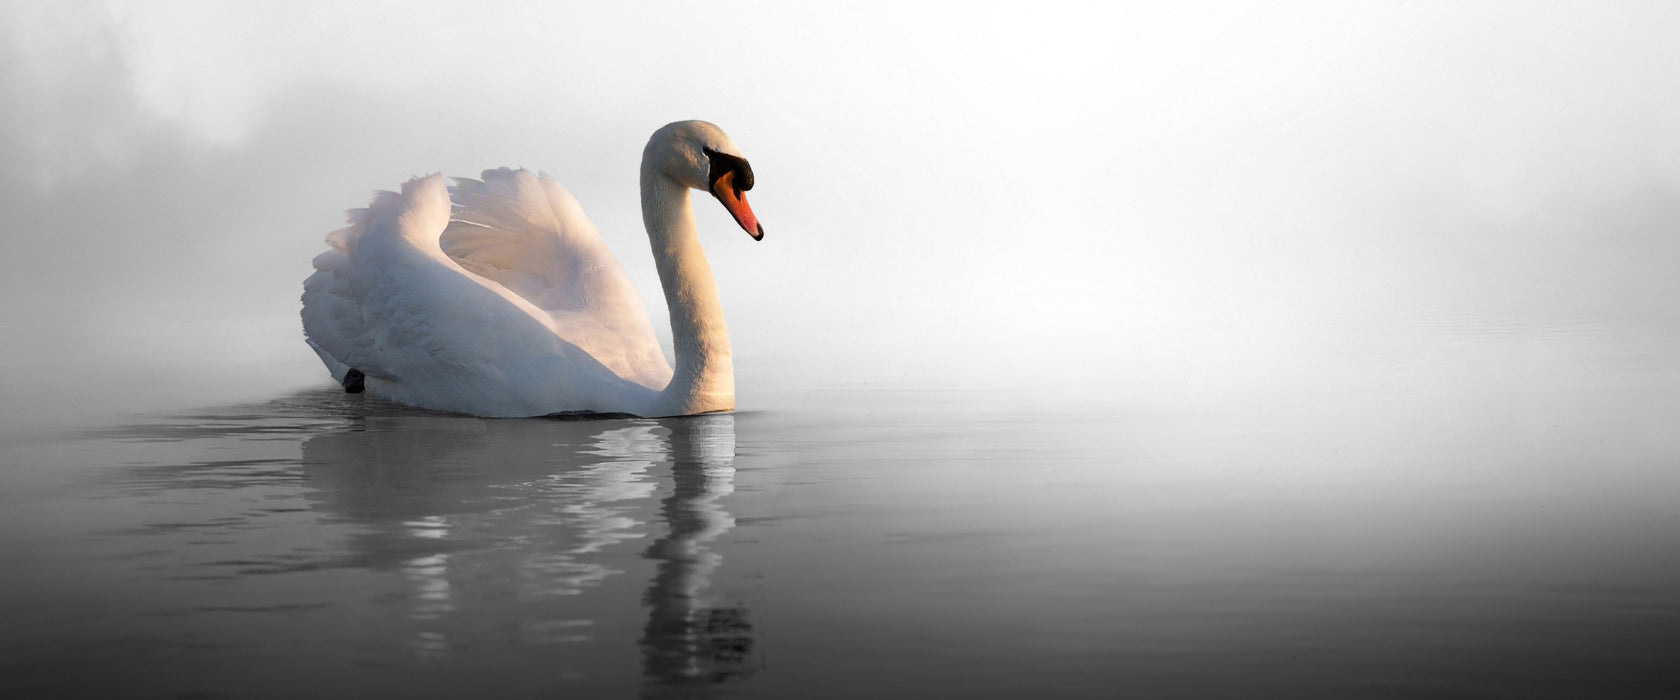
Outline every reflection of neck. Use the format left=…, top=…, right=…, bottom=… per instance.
left=642, top=417, right=737, bottom=598
left=642, top=171, right=734, bottom=417
left=640, top=416, right=751, bottom=685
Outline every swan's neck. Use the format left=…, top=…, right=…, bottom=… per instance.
left=642, top=171, right=734, bottom=415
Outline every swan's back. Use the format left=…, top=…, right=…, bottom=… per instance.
left=301, top=171, right=671, bottom=416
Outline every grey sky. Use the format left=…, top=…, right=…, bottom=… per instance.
left=3, top=1, right=1677, bottom=419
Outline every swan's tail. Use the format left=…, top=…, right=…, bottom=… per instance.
left=301, top=174, right=450, bottom=389
left=315, top=174, right=448, bottom=259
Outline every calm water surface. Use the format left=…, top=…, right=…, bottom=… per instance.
left=3, top=320, right=1679, bottom=698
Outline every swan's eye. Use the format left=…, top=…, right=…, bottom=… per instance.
left=703, top=147, right=754, bottom=193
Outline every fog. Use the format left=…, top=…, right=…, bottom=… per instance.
left=3, top=1, right=1678, bottom=424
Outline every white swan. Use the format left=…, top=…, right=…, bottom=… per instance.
left=300, top=120, right=763, bottom=418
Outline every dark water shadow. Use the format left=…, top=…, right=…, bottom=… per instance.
left=294, top=405, right=758, bottom=690
left=42, top=388, right=762, bottom=696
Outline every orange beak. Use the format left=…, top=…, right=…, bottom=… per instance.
left=709, top=170, right=763, bottom=240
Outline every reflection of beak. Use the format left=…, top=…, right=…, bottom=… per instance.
left=709, top=171, right=764, bottom=241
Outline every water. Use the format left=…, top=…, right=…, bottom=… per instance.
left=3, top=319, right=1679, bottom=698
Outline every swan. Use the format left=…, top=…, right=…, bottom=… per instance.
left=300, top=120, right=763, bottom=418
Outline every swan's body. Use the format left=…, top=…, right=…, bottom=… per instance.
left=300, top=121, right=763, bottom=417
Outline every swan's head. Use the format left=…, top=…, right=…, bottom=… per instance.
left=645, top=120, right=763, bottom=240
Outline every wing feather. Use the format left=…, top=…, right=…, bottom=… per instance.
left=300, top=170, right=672, bottom=416
left=444, top=168, right=669, bottom=384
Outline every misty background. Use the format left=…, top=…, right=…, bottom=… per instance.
left=3, top=1, right=1678, bottom=426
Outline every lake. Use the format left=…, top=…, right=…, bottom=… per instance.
left=2, top=317, right=1678, bottom=698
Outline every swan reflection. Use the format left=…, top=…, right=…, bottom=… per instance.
left=298, top=410, right=754, bottom=685
left=641, top=414, right=757, bottom=689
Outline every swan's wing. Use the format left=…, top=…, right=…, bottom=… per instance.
left=304, top=176, right=615, bottom=414
left=301, top=174, right=667, bottom=416
left=443, top=168, right=670, bottom=385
